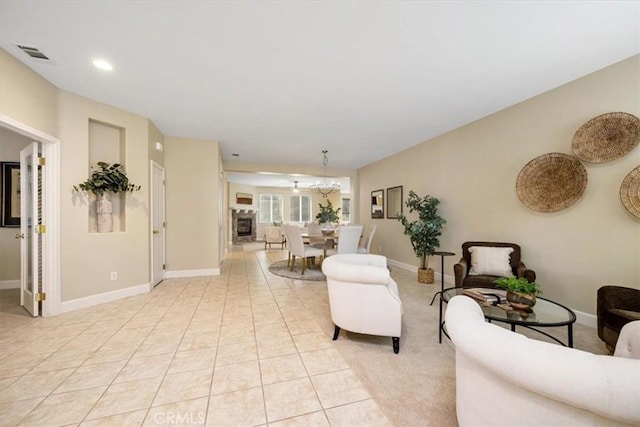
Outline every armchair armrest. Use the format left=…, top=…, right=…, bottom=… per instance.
left=454, top=258, right=467, bottom=288
left=515, top=262, right=536, bottom=283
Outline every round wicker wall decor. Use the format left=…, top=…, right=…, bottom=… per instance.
left=620, top=165, right=640, bottom=219
left=516, top=153, right=588, bottom=213
left=572, top=112, right=640, bottom=163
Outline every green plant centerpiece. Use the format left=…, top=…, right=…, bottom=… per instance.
left=315, top=200, right=341, bottom=233
left=74, top=162, right=140, bottom=233
left=494, top=276, right=542, bottom=311
left=396, top=191, right=446, bottom=284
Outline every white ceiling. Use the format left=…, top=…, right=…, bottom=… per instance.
left=1, top=1, right=638, bottom=177
left=226, top=171, right=350, bottom=191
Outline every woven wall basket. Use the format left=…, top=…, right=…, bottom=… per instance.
left=572, top=112, right=640, bottom=163
left=516, top=153, right=588, bottom=213
left=620, top=165, right=640, bottom=219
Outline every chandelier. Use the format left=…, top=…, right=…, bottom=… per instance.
left=310, top=150, right=340, bottom=197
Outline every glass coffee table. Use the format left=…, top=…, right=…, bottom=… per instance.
left=440, top=287, right=577, bottom=347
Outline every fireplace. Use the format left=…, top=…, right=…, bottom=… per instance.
left=237, top=218, right=252, bottom=237
left=232, top=209, right=257, bottom=243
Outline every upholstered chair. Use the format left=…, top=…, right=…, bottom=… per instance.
left=597, top=285, right=640, bottom=353
left=322, top=254, right=402, bottom=353
left=283, top=225, right=324, bottom=275
left=445, top=295, right=640, bottom=426
left=335, top=225, right=364, bottom=254
left=615, top=320, right=640, bottom=359
left=264, top=226, right=284, bottom=250
left=357, top=225, right=377, bottom=254
left=453, top=241, right=536, bottom=288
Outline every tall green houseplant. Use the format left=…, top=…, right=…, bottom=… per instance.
left=397, top=191, right=446, bottom=282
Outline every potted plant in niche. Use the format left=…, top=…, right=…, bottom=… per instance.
left=397, top=191, right=446, bottom=284
left=494, top=276, right=542, bottom=311
left=315, top=200, right=341, bottom=234
left=74, top=162, right=141, bottom=233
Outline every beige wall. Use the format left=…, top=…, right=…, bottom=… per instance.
left=358, top=55, right=640, bottom=315
left=0, top=48, right=58, bottom=137
left=165, top=136, right=220, bottom=272
left=0, top=127, right=31, bottom=281
left=59, top=91, right=150, bottom=301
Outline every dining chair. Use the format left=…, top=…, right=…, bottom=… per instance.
left=358, top=225, right=377, bottom=254
left=284, top=225, right=325, bottom=274
left=335, top=224, right=364, bottom=254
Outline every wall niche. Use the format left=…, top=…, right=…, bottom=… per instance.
left=88, top=119, right=127, bottom=233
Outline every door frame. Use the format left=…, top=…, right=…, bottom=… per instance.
left=150, top=160, right=166, bottom=287
left=1, top=114, right=61, bottom=316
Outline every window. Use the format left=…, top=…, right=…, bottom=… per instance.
left=259, top=194, right=283, bottom=224
left=290, top=195, right=311, bottom=223
left=341, top=198, right=351, bottom=222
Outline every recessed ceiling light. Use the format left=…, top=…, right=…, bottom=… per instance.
left=92, top=59, right=113, bottom=71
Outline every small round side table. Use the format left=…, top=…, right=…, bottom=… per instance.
left=429, top=251, right=455, bottom=306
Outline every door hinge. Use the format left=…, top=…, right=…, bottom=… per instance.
left=162, top=264, right=166, bottom=270
left=163, top=222, right=166, bottom=227
left=36, top=224, right=46, bottom=234
left=36, top=292, right=46, bottom=302
left=38, top=157, right=46, bottom=166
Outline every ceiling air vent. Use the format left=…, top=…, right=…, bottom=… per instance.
left=16, top=45, right=50, bottom=60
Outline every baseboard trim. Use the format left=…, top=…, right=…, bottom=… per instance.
left=165, top=268, right=220, bottom=279
left=60, top=282, right=151, bottom=313
left=0, top=280, right=20, bottom=290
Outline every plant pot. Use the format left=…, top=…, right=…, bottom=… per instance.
left=418, top=268, right=434, bottom=284
left=506, top=290, right=536, bottom=312
left=96, top=194, right=113, bottom=233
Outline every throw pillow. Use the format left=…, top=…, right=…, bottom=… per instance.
left=468, top=246, right=514, bottom=277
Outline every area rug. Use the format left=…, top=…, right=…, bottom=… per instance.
left=268, top=259, right=326, bottom=281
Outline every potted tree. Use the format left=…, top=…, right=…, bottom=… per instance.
left=315, top=200, right=341, bottom=234
left=74, top=162, right=140, bottom=232
left=494, top=277, right=542, bottom=311
left=397, top=191, right=446, bottom=284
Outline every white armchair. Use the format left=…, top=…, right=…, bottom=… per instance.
left=445, top=296, right=640, bottom=426
left=321, top=254, right=403, bottom=353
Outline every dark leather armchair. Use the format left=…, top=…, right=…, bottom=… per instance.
left=453, top=241, right=536, bottom=288
left=597, top=285, right=640, bottom=352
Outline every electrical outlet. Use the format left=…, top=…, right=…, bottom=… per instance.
left=110, top=272, right=117, bottom=281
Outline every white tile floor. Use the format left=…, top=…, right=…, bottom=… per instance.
left=0, top=245, right=391, bottom=426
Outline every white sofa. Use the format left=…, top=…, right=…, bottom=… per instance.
left=445, top=296, right=640, bottom=426
left=321, top=254, right=403, bottom=353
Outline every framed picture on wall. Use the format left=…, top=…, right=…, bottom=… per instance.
left=1, top=162, right=20, bottom=227
left=386, top=186, right=403, bottom=219
left=371, top=189, right=384, bottom=219
left=236, top=192, right=253, bottom=205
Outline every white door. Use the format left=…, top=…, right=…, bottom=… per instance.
left=151, top=162, right=165, bottom=287
left=19, top=142, right=40, bottom=316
